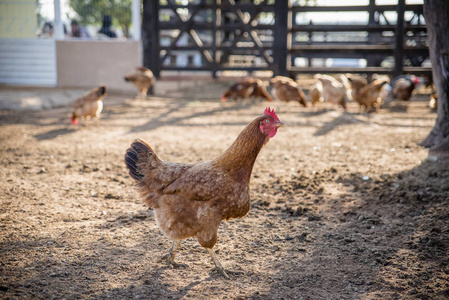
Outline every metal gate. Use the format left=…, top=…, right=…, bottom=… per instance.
left=142, top=0, right=430, bottom=79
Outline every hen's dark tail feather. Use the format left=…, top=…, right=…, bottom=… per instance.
left=96, top=85, right=107, bottom=97
left=124, top=139, right=153, bottom=182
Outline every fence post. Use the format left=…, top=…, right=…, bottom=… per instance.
left=142, top=0, right=160, bottom=77
left=274, top=0, right=290, bottom=77
left=394, top=0, right=406, bottom=77
left=212, top=0, right=219, bottom=78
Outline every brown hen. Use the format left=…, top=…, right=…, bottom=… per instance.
left=221, top=78, right=256, bottom=102
left=270, top=76, right=308, bottom=107
left=124, top=67, right=154, bottom=97
left=124, top=108, right=283, bottom=278
left=71, top=85, right=107, bottom=125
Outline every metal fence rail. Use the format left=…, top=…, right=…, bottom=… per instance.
left=142, top=0, right=430, bottom=79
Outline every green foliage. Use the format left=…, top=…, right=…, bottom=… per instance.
left=68, top=0, right=132, bottom=37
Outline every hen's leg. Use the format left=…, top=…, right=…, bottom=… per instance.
left=165, top=239, right=181, bottom=267
left=207, top=248, right=229, bottom=278
left=207, top=248, right=245, bottom=278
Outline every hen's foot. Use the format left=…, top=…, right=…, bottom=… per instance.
left=160, top=254, right=189, bottom=269
left=168, top=262, right=189, bottom=269
left=211, top=267, right=244, bottom=279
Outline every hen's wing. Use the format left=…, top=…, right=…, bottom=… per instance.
left=126, top=139, right=238, bottom=204
left=163, top=162, right=235, bottom=202
left=282, top=83, right=298, bottom=98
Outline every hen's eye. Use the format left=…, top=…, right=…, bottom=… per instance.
left=265, top=119, right=270, bottom=123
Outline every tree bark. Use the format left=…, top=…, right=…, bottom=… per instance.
left=419, top=0, right=449, bottom=152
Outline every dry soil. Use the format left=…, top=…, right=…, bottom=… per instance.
left=0, top=83, right=448, bottom=299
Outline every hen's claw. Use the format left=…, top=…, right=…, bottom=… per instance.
left=161, top=240, right=182, bottom=267
left=211, top=267, right=244, bottom=279
left=206, top=248, right=244, bottom=279
left=211, top=266, right=229, bottom=279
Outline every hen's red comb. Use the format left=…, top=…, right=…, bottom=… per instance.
left=264, top=107, right=279, bottom=121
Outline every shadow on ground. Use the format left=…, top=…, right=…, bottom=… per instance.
left=253, top=157, right=449, bottom=299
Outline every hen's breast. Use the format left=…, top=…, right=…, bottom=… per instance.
left=94, top=100, right=103, bottom=117
left=221, top=183, right=250, bottom=220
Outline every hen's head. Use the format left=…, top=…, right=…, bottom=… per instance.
left=259, top=107, right=283, bottom=138
left=71, top=112, right=79, bottom=125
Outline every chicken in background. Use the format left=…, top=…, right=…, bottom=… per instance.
left=221, top=78, right=254, bottom=101
left=124, top=108, right=283, bottom=278
left=339, top=74, right=357, bottom=101
left=391, top=75, right=419, bottom=101
left=346, top=75, right=389, bottom=112
left=346, top=75, right=368, bottom=103
left=124, top=67, right=154, bottom=97
left=357, top=79, right=389, bottom=113
left=429, top=91, right=438, bottom=110
left=270, top=76, right=308, bottom=107
left=377, top=79, right=392, bottom=105
left=221, top=78, right=272, bottom=102
left=71, top=85, right=107, bottom=125
left=314, top=74, right=347, bottom=110
left=249, top=78, right=273, bottom=102
left=309, top=82, right=324, bottom=108
left=271, top=76, right=296, bottom=84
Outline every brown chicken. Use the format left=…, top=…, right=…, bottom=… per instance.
left=356, top=79, right=389, bottom=112
left=221, top=78, right=273, bottom=102
left=346, top=75, right=368, bottom=103
left=124, top=67, right=154, bottom=96
left=392, top=75, right=419, bottom=101
left=270, top=76, right=308, bottom=107
left=221, top=78, right=254, bottom=101
left=71, top=85, right=107, bottom=125
left=346, top=76, right=389, bottom=112
left=429, top=91, right=438, bottom=110
left=314, top=74, right=347, bottom=110
left=271, top=76, right=295, bottom=84
left=124, top=108, right=283, bottom=278
left=309, top=82, right=324, bottom=108
left=249, top=78, right=273, bottom=102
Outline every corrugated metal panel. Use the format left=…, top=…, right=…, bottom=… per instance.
left=0, top=38, right=57, bottom=86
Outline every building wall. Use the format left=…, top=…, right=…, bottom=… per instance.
left=0, top=0, right=37, bottom=38
left=0, top=39, right=57, bottom=86
left=56, top=40, right=140, bottom=92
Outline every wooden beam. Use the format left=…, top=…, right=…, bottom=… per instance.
left=274, top=0, right=289, bottom=76
left=291, top=4, right=423, bottom=13
left=289, top=66, right=432, bottom=75
left=142, top=0, right=160, bottom=77
left=394, top=0, right=406, bottom=77
left=290, top=24, right=426, bottom=33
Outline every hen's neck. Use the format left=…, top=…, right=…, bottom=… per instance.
left=213, top=118, right=266, bottom=179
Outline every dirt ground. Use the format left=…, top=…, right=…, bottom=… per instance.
left=1, top=82, right=448, bottom=300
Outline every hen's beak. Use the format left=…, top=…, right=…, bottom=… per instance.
left=276, top=121, right=284, bottom=128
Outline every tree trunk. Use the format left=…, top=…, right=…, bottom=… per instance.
left=419, top=0, right=449, bottom=152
